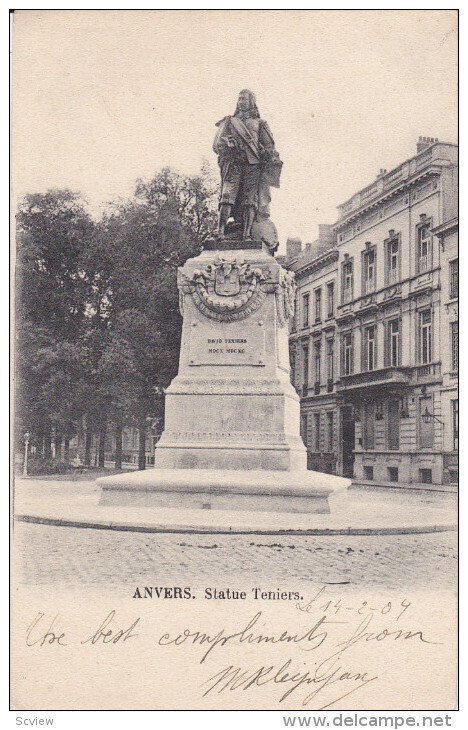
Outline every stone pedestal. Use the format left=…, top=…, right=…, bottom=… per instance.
left=98, top=241, right=349, bottom=514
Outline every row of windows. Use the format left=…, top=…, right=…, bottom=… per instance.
left=300, top=399, right=458, bottom=455
left=299, top=338, right=335, bottom=385
left=363, top=465, right=441, bottom=485
left=300, top=411, right=335, bottom=452
left=297, top=254, right=457, bottom=331
left=360, top=398, right=458, bottom=452
left=295, top=234, right=457, bottom=334
left=300, top=282, right=334, bottom=328
left=297, top=322, right=398, bottom=383
left=341, top=222, right=433, bottom=304
left=341, top=311, right=458, bottom=375
left=294, top=313, right=458, bottom=383
left=298, top=317, right=402, bottom=382
left=341, top=314, right=423, bottom=375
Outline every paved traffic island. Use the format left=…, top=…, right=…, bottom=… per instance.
left=14, top=477, right=457, bottom=536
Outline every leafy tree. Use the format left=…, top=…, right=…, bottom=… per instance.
left=98, top=200, right=192, bottom=469
left=134, top=163, right=218, bottom=247
left=16, top=190, right=94, bottom=340
left=15, top=190, right=95, bottom=455
left=95, top=164, right=217, bottom=469
left=15, top=166, right=218, bottom=471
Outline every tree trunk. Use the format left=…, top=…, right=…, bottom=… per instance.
left=55, top=433, right=63, bottom=461
left=84, top=430, right=92, bottom=466
left=36, top=423, right=44, bottom=458
left=98, top=417, right=107, bottom=468
left=138, top=417, right=146, bottom=471
left=43, top=422, right=52, bottom=460
left=64, top=436, right=70, bottom=462
left=115, top=421, right=123, bottom=471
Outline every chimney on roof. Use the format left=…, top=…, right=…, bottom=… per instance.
left=377, top=168, right=387, bottom=178
left=317, top=224, right=336, bottom=250
left=286, top=237, right=302, bottom=261
left=318, top=224, right=334, bottom=242
left=417, top=136, right=439, bottom=154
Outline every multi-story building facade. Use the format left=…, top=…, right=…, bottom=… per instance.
left=288, top=227, right=340, bottom=474
left=288, top=138, right=458, bottom=488
left=434, top=216, right=458, bottom=484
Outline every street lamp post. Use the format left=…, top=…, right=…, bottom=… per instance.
left=23, top=432, right=30, bottom=477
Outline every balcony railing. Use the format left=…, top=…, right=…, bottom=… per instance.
left=388, top=267, right=399, bottom=284
left=383, top=165, right=404, bottom=188
left=337, top=367, right=410, bottom=390
left=361, top=182, right=380, bottom=201
left=418, top=255, right=429, bottom=273
left=414, top=363, right=441, bottom=380
left=415, top=150, right=432, bottom=170
left=337, top=143, right=453, bottom=221
left=337, top=363, right=442, bottom=391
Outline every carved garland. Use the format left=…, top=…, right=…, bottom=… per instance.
left=178, top=254, right=296, bottom=327
left=275, top=268, right=296, bottom=327
left=190, top=285, right=267, bottom=322
left=179, top=254, right=271, bottom=322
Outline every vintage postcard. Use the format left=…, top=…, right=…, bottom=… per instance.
left=10, top=9, right=458, bottom=714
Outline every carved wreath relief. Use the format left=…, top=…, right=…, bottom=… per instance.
left=178, top=252, right=296, bottom=327
left=179, top=254, right=269, bottom=322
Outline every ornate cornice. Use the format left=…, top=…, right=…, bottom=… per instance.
left=293, top=249, right=339, bottom=279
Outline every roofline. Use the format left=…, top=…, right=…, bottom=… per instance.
left=334, top=142, right=458, bottom=229
left=337, top=142, right=458, bottom=212
left=291, top=248, right=339, bottom=278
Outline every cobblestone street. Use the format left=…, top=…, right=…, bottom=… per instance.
left=15, top=521, right=457, bottom=591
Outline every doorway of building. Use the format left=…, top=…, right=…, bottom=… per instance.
left=341, top=406, right=355, bottom=478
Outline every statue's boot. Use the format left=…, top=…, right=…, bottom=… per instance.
left=217, top=203, right=232, bottom=238
left=242, top=206, right=256, bottom=240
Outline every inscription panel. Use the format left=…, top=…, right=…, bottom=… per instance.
left=189, top=319, right=266, bottom=366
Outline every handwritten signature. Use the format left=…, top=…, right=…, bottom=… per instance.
left=201, top=657, right=378, bottom=709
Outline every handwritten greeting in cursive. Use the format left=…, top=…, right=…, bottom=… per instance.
left=159, top=606, right=439, bottom=708
left=23, top=588, right=444, bottom=709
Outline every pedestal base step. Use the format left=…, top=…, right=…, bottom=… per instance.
left=97, top=468, right=350, bottom=515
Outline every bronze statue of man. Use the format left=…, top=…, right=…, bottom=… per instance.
left=213, top=89, right=283, bottom=241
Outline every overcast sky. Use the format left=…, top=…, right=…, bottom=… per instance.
left=12, top=9, right=457, bottom=247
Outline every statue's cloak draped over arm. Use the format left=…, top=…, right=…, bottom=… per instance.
left=213, top=116, right=230, bottom=155
left=213, top=116, right=260, bottom=164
